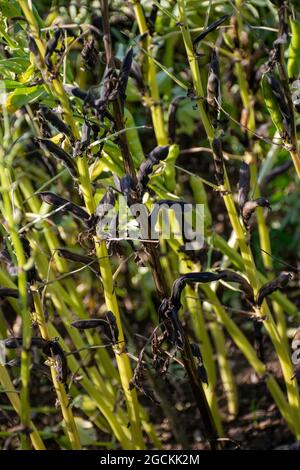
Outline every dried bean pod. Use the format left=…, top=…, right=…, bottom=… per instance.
left=57, top=249, right=99, bottom=273
left=190, top=342, right=202, bottom=360
left=242, top=198, right=270, bottom=228
left=45, top=29, right=61, bottom=71
left=4, top=336, right=48, bottom=350
left=37, top=138, right=77, bottom=179
left=38, top=192, right=90, bottom=223
left=47, top=340, right=68, bottom=386
left=256, top=272, right=292, bottom=307
left=71, top=319, right=107, bottom=330
left=211, top=137, right=224, bottom=185
left=193, top=15, right=230, bottom=46
left=238, top=162, right=250, bottom=210
left=137, top=146, right=169, bottom=191
left=118, top=48, right=133, bottom=106
left=170, top=272, right=221, bottom=310
left=218, top=270, right=254, bottom=304
left=39, top=106, right=71, bottom=137
left=95, top=187, right=115, bottom=220
left=197, top=364, right=208, bottom=385
left=207, top=49, right=220, bottom=123
left=105, top=311, right=119, bottom=343
left=0, top=287, right=19, bottom=299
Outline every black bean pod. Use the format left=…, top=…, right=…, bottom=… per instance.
left=211, top=137, right=224, bottom=185
left=218, top=270, right=254, bottom=305
left=242, top=198, right=270, bottom=229
left=4, top=336, right=48, bottom=350
left=48, top=340, right=69, bottom=386
left=39, top=106, right=71, bottom=137
left=38, top=192, right=90, bottom=223
left=105, top=311, right=119, bottom=343
left=193, top=15, right=230, bottom=46
left=170, top=272, right=222, bottom=310
left=45, top=29, right=61, bottom=71
left=256, top=272, right=292, bottom=307
left=36, top=138, right=77, bottom=179
left=71, top=319, right=107, bottom=330
left=137, top=146, right=169, bottom=192
left=118, top=48, right=133, bottom=107
left=0, top=288, right=19, bottom=299
left=238, top=162, right=250, bottom=210
left=95, top=187, right=115, bottom=220
left=57, top=249, right=99, bottom=273
left=207, top=49, right=220, bottom=124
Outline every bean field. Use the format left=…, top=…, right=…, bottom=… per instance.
left=0, top=0, right=300, bottom=452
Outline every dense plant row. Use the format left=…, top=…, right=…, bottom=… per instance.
left=0, top=0, right=300, bottom=450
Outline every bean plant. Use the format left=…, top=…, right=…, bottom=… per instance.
left=0, top=0, right=300, bottom=451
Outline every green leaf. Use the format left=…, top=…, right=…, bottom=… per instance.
left=4, top=85, right=45, bottom=112
left=74, top=417, right=97, bottom=445
left=0, top=57, right=29, bottom=74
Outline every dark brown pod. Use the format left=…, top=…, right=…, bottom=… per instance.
left=170, top=272, right=221, bottom=310
left=207, top=49, right=220, bottom=116
left=81, top=39, right=99, bottom=70
left=242, top=198, right=270, bottom=228
left=118, top=48, right=133, bottom=106
left=39, top=106, right=71, bottom=137
left=45, top=29, right=61, bottom=71
left=95, top=187, right=115, bottom=220
left=0, top=288, right=19, bottom=299
left=193, top=15, right=230, bottom=46
left=218, top=270, right=254, bottom=305
left=197, top=364, right=208, bottom=385
left=105, top=311, right=119, bottom=343
left=64, top=86, right=89, bottom=101
left=137, top=146, right=169, bottom=191
left=36, top=138, right=77, bottom=179
left=4, top=336, right=48, bottom=350
left=238, top=162, right=250, bottom=210
left=211, top=137, right=224, bottom=185
left=71, top=319, right=107, bottom=330
left=38, top=192, right=90, bottom=223
left=190, top=342, right=202, bottom=360
left=256, top=272, right=292, bottom=307
left=47, top=340, right=68, bottom=386
left=57, top=249, right=99, bottom=273
left=147, top=3, right=159, bottom=35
